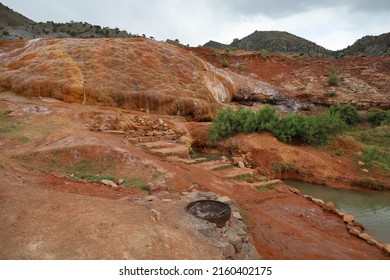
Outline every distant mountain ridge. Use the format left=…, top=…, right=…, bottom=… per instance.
left=0, top=3, right=135, bottom=40
left=205, top=30, right=390, bottom=57
left=1, top=3, right=389, bottom=57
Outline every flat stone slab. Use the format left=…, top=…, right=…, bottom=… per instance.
left=218, top=167, right=255, bottom=178
left=138, top=141, right=176, bottom=149
left=197, top=161, right=233, bottom=171
left=150, top=145, right=189, bottom=158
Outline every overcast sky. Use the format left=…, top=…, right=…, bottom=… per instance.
left=2, top=0, right=390, bottom=50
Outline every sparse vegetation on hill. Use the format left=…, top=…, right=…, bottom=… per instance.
left=0, top=3, right=136, bottom=40
left=205, top=30, right=390, bottom=57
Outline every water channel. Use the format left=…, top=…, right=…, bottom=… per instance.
left=284, top=180, right=390, bottom=243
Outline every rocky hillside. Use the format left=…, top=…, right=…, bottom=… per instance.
left=0, top=3, right=134, bottom=40
left=205, top=30, right=333, bottom=56
left=191, top=47, right=390, bottom=110
left=205, top=30, right=390, bottom=57
left=338, top=33, right=390, bottom=56
left=0, top=38, right=280, bottom=120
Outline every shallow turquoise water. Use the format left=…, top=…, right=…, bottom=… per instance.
left=284, top=180, right=390, bottom=243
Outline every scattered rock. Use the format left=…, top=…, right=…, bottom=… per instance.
left=343, top=215, right=355, bottom=224
left=220, top=156, right=229, bottom=162
left=358, top=161, right=365, bottom=166
left=197, top=226, right=215, bottom=237
left=243, top=243, right=261, bottom=260
left=217, top=196, right=232, bottom=204
left=335, top=209, right=344, bottom=217
left=289, top=187, right=301, bottom=195
left=228, top=233, right=243, bottom=252
left=358, top=233, right=372, bottom=241
left=145, top=195, right=158, bottom=201
left=118, top=179, right=125, bottom=185
left=100, top=179, right=118, bottom=188
left=223, top=244, right=236, bottom=258
left=360, top=168, right=369, bottom=173
left=232, top=157, right=244, bottom=165
left=312, top=198, right=325, bottom=206
left=237, top=161, right=245, bottom=168
left=232, top=211, right=242, bottom=220
left=199, top=192, right=217, bottom=200
left=324, top=201, right=335, bottom=212
left=348, top=227, right=361, bottom=236
left=150, top=209, right=161, bottom=221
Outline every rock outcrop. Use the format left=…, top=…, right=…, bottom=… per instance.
left=0, top=38, right=278, bottom=120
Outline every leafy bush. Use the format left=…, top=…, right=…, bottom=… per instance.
left=328, top=104, right=360, bottom=125
left=298, top=111, right=346, bottom=145
left=220, top=60, right=230, bottom=68
left=259, top=49, right=269, bottom=60
left=208, top=105, right=346, bottom=145
left=325, top=91, right=336, bottom=97
left=331, top=149, right=343, bottom=157
left=326, top=68, right=338, bottom=86
left=366, top=109, right=390, bottom=126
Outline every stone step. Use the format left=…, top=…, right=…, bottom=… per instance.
left=126, top=135, right=178, bottom=144
left=217, top=167, right=255, bottom=179
left=197, top=160, right=233, bottom=171
left=242, top=179, right=283, bottom=189
left=166, top=156, right=197, bottom=165
left=150, top=145, right=190, bottom=158
left=193, top=157, right=208, bottom=164
left=137, top=141, right=176, bottom=149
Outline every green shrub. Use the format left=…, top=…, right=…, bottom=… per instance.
left=331, top=149, right=343, bottom=157
left=362, top=147, right=379, bottom=164
left=259, top=49, right=269, bottom=60
left=328, top=104, right=360, bottom=125
left=208, top=105, right=346, bottom=145
left=325, top=91, right=336, bottom=97
left=326, top=68, right=338, bottom=86
left=220, top=60, right=230, bottom=68
left=298, top=111, right=346, bottom=145
left=366, top=109, right=390, bottom=126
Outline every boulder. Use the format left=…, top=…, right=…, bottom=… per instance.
left=348, top=227, right=361, bottom=236
left=217, top=196, right=232, bottom=204
left=343, top=215, right=354, bottom=224
left=324, top=201, right=335, bottom=212
left=100, top=179, right=118, bottom=188
left=232, top=157, right=244, bottom=165
left=232, top=211, right=242, bottom=220
left=223, top=244, right=236, bottom=258
left=228, top=233, right=243, bottom=252
left=220, top=156, right=229, bottom=162
left=237, top=161, right=245, bottom=168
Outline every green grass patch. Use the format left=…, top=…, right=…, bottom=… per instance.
left=356, top=177, right=385, bottom=191
left=331, top=149, right=343, bottom=157
left=122, top=178, right=150, bottom=193
left=361, top=146, right=389, bottom=172
left=256, top=183, right=277, bottom=192
left=211, top=164, right=232, bottom=171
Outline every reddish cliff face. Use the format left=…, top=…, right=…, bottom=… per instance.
left=192, top=47, right=390, bottom=110
left=0, top=38, right=277, bottom=120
